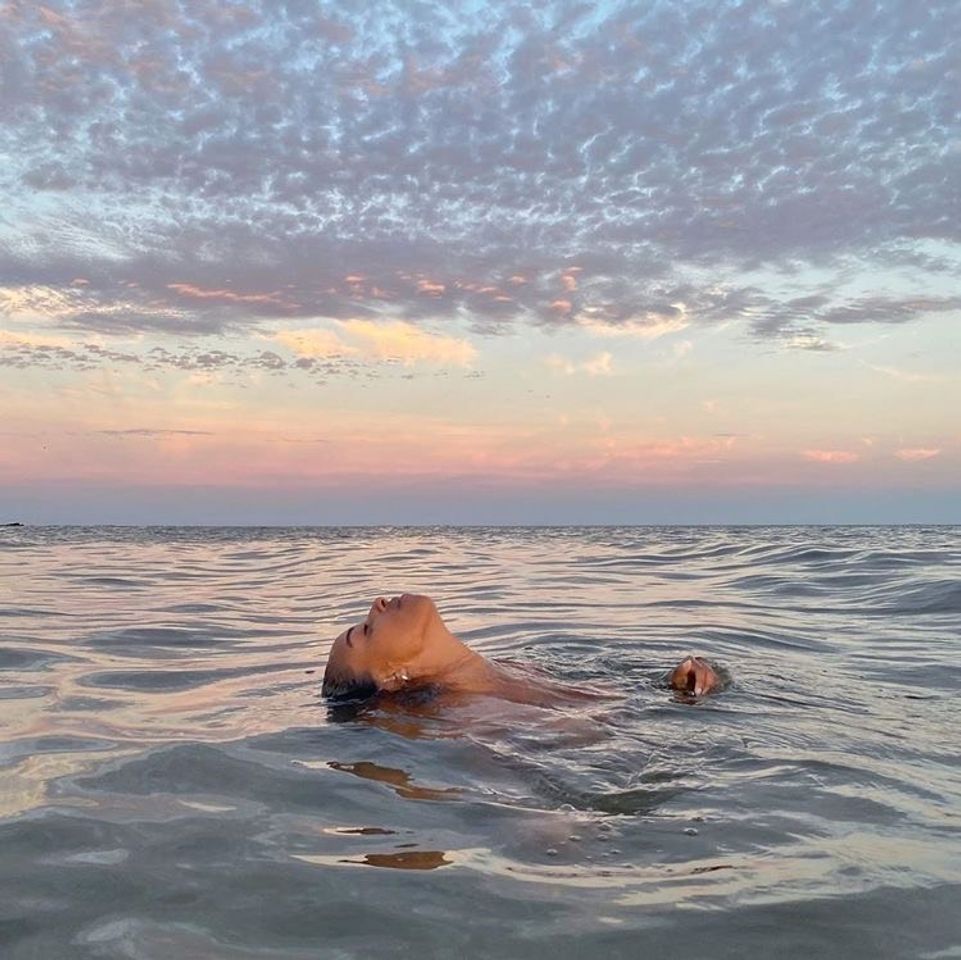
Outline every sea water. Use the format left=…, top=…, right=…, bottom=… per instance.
left=1, top=525, right=959, bottom=958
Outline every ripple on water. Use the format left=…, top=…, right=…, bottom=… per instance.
left=0, top=525, right=959, bottom=959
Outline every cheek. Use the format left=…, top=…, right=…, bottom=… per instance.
left=377, top=617, right=424, bottom=660
left=368, top=624, right=405, bottom=661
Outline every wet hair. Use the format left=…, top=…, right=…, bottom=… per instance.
left=391, top=683, right=441, bottom=706
left=322, top=668, right=378, bottom=702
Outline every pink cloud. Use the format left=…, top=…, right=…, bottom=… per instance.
left=803, top=450, right=860, bottom=464
left=416, top=278, right=446, bottom=296
left=896, top=448, right=941, bottom=461
left=167, top=283, right=297, bottom=310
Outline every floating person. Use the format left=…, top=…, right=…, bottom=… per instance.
left=322, top=593, right=721, bottom=705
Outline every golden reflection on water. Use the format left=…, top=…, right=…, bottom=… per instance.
left=0, top=747, right=141, bottom=818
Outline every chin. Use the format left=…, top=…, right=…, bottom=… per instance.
left=395, top=593, right=434, bottom=616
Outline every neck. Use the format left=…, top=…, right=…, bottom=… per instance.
left=407, top=631, right=496, bottom=692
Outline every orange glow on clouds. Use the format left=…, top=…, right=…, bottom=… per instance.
left=577, top=311, right=689, bottom=340
left=273, top=319, right=476, bottom=366
left=167, top=283, right=297, bottom=310
left=0, top=284, right=78, bottom=320
left=0, top=329, right=75, bottom=349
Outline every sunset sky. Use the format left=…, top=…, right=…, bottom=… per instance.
left=1, top=0, right=958, bottom=523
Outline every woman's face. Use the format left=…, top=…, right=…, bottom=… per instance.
left=323, top=593, right=441, bottom=697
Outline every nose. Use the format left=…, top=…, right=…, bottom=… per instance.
left=372, top=596, right=388, bottom=614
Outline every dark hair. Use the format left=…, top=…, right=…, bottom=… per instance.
left=322, top=668, right=378, bottom=702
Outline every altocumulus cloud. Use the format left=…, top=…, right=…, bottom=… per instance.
left=0, top=0, right=959, bottom=360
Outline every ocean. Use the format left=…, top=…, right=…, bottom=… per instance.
left=1, top=525, right=959, bottom=958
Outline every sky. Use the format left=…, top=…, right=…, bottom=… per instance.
left=1, top=0, right=959, bottom=524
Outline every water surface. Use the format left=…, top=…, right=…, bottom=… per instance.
left=2, top=526, right=960, bottom=958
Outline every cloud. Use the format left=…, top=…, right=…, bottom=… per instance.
left=0, top=321, right=477, bottom=378
left=272, top=329, right=351, bottom=360
left=895, top=448, right=941, bottom=461
left=578, top=312, right=689, bottom=341
left=275, top=320, right=476, bottom=366
left=582, top=351, right=613, bottom=376
left=819, top=296, right=961, bottom=326
left=0, top=285, right=79, bottom=320
left=0, top=336, right=339, bottom=378
left=95, top=429, right=214, bottom=438
left=786, top=334, right=840, bottom=352
left=0, top=329, right=76, bottom=350
left=0, top=282, right=221, bottom=336
left=545, top=350, right=613, bottom=376
left=748, top=291, right=961, bottom=346
left=337, top=319, right=476, bottom=366
left=803, top=450, right=860, bottom=464
left=166, top=284, right=300, bottom=312
left=0, top=0, right=956, bottom=349
left=863, top=363, right=948, bottom=384
left=0, top=331, right=144, bottom=370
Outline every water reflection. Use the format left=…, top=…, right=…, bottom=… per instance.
left=326, top=760, right=462, bottom=802
left=326, top=826, right=397, bottom=836
left=324, top=692, right=454, bottom=741
left=343, top=849, right=453, bottom=870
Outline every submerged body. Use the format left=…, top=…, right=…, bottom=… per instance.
left=323, top=593, right=721, bottom=704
